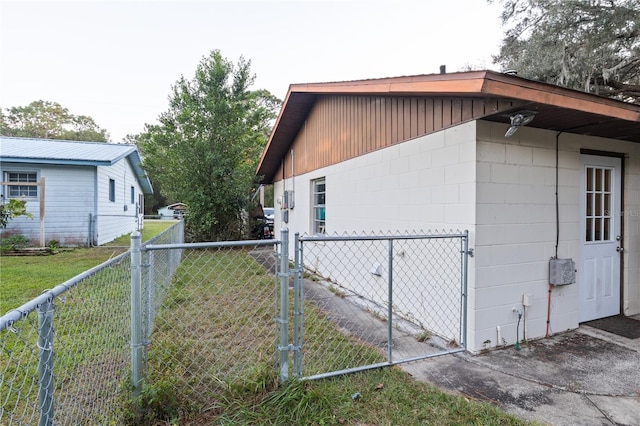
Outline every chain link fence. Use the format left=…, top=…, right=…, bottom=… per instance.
left=1, top=251, right=132, bottom=425
left=0, top=222, right=183, bottom=425
left=138, top=239, right=280, bottom=416
left=293, top=231, right=469, bottom=380
left=2, top=226, right=468, bottom=423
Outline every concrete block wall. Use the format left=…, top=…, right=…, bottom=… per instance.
left=274, top=121, right=478, bottom=239
left=474, top=120, right=640, bottom=352
left=274, top=119, right=640, bottom=354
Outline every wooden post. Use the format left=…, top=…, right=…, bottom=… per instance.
left=39, top=177, right=45, bottom=247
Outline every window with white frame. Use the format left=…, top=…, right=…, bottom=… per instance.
left=5, top=172, right=38, bottom=198
left=109, top=179, right=116, bottom=202
left=312, top=178, right=326, bottom=234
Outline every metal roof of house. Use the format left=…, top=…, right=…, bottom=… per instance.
left=0, top=136, right=153, bottom=194
left=257, top=70, right=640, bottom=183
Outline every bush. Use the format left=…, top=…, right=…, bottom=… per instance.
left=0, top=234, right=30, bottom=253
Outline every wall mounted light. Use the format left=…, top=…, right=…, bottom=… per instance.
left=505, top=110, right=538, bottom=137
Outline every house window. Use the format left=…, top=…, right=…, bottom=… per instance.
left=312, top=178, right=326, bottom=234
left=130, top=186, right=135, bottom=204
left=6, top=172, right=38, bottom=198
left=109, top=179, right=115, bottom=202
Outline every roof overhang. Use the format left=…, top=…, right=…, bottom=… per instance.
left=257, top=70, right=640, bottom=183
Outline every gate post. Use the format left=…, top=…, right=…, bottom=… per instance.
left=461, top=231, right=469, bottom=348
left=37, top=298, right=54, bottom=426
left=130, top=231, right=143, bottom=398
left=292, top=233, right=303, bottom=378
left=387, top=239, right=394, bottom=363
left=278, top=228, right=290, bottom=382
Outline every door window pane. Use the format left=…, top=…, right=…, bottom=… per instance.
left=585, top=166, right=613, bottom=242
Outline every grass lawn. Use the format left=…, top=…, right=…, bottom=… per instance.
left=127, top=247, right=533, bottom=426
left=0, top=220, right=176, bottom=313
left=1, top=222, right=534, bottom=425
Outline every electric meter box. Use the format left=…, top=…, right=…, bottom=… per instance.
left=549, top=258, right=576, bottom=286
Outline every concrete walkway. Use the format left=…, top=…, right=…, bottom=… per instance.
left=402, top=324, right=640, bottom=426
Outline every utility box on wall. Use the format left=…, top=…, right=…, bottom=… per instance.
left=282, top=190, right=295, bottom=209
left=549, top=258, right=576, bottom=285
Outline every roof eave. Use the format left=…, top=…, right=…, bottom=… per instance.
left=256, top=70, right=640, bottom=183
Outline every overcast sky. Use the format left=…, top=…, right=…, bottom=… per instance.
left=1, top=0, right=505, bottom=142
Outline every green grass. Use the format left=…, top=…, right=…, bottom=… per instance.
left=212, top=368, right=527, bottom=426
left=0, top=220, right=175, bottom=312
left=1, top=226, right=533, bottom=425
left=127, top=248, right=532, bottom=426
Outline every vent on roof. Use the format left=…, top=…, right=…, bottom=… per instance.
left=504, top=70, right=518, bottom=75
left=439, top=65, right=446, bottom=74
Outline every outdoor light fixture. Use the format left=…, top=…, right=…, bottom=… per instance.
left=505, top=110, right=538, bottom=137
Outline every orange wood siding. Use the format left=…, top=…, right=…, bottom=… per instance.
left=275, top=95, right=521, bottom=180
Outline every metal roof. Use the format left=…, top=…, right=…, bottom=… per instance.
left=257, top=70, right=640, bottom=183
left=0, top=136, right=153, bottom=194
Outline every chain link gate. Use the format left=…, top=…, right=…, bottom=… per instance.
left=278, top=231, right=469, bottom=381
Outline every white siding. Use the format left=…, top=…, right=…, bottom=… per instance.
left=95, top=158, right=143, bottom=245
left=1, top=164, right=95, bottom=246
left=1, top=158, right=144, bottom=247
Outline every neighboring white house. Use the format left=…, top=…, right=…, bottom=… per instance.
left=256, top=70, right=640, bottom=353
left=0, top=137, right=153, bottom=246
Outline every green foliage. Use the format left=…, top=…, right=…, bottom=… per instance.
left=0, top=234, right=30, bottom=253
left=0, top=198, right=33, bottom=228
left=124, top=379, right=181, bottom=425
left=138, top=50, right=280, bottom=241
left=0, top=100, right=110, bottom=141
left=492, top=0, right=640, bottom=103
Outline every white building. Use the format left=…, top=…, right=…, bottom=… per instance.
left=0, top=137, right=153, bottom=246
left=256, top=70, right=640, bottom=353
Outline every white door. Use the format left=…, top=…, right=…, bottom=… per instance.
left=579, top=155, right=621, bottom=322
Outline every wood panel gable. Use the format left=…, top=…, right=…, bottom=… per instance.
left=257, top=71, right=640, bottom=184
left=275, top=95, right=522, bottom=181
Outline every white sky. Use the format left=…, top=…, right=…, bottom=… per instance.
left=0, top=0, right=505, bottom=142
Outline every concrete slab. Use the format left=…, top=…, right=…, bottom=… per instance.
left=403, top=329, right=640, bottom=426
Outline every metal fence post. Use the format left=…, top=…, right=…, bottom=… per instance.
left=293, top=233, right=303, bottom=378
left=278, top=228, right=290, bottom=382
left=130, top=231, right=143, bottom=398
left=387, top=239, right=394, bottom=363
left=145, top=249, right=155, bottom=368
left=461, top=231, right=469, bottom=348
left=37, top=298, right=54, bottom=426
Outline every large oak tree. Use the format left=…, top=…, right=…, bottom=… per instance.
left=0, top=100, right=110, bottom=141
left=492, top=0, right=640, bottom=103
left=138, top=50, right=279, bottom=241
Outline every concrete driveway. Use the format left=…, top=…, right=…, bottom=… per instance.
left=402, top=324, right=640, bottom=426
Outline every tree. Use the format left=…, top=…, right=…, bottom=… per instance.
left=0, top=199, right=33, bottom=229
left=491, top=0, right=640, bottom=103
left=138, top=50, right=280, bottom=241
left=0, top=100, right=110, bottom=141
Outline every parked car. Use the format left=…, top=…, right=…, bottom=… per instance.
left=263, top=207, right=275, bottom=223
